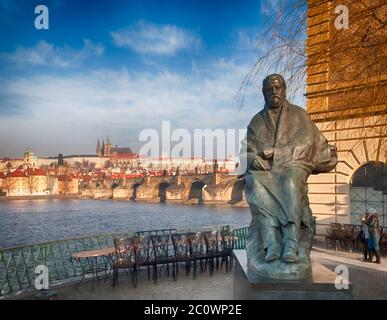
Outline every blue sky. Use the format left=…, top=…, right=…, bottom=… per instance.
left=0, top=0, right=300, bottom=157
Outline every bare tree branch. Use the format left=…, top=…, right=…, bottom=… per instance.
left=240, top=0, right=386, bottom=137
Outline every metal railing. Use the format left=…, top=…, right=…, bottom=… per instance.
left=0, top=225, right=249, bottom=297
left=0, top=232, right=129, bottom=297
left=232, top=226, right=248, bottom=249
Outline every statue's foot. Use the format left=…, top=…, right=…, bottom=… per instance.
left=265, top=246, right=280, bottom=263
left=282, top=246, right=299, bottom=264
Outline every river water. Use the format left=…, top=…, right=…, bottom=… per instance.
left=0, top=199, right=251, bottom=249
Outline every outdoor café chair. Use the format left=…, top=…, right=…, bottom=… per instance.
left=342, top=224, right=356, bottom=251
left=219, top=229, right=235, bottom=272
left=150, top=234, right=175, bottom=283
left=132, top=235, right=155, bottom=286
left=136, top=228, right=177, bottom=237
left=171, top=233, right=191, bottom=280
left=186, top=232, right=208, bottom=279
left=325, top=223, right=344, bottom=250
left=202, top=230, right=219, bottom=275
left=112, top=237, right=136, bottom=288
left=353, top=225, right=363, bottom=249
left=380, top=228, right=387, bottom=255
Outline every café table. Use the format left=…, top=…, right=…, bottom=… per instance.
left=71, top=247, right=116, bottom=290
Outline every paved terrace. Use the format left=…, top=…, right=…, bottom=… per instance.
left=11, top=243, right=387, bottom=300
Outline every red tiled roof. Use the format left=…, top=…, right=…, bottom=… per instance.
left=110, top=153, right=139, bottom=159
left=57, top=175, right=73, bottom=182
left=110, top=173, right=122, bottom=179
left=26, top=168, right=46, bottom=176
left=7, top=169, right=28, bottom=178
left=125, top=173, right=143, bottom=179
left=147, top=171, right=165, bottom=176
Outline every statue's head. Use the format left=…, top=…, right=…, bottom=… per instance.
left=262, top=74, right=286, bottom=109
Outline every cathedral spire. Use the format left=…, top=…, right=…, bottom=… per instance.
left=96, top=139, right=101, bottom=156
left=105, top=136, right=112, bottom=157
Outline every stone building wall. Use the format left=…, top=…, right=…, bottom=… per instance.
left=306, top=0, right=386, bottom=234
left=28, top=175, right=49, bottom=195
left=4, top=177, right=29, bottom=196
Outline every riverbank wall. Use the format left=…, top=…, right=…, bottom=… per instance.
left=0, top=194, right=80, bottom=201
left=0, top=193, right=249, bottom=207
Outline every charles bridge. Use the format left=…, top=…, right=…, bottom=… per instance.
left=81, top=173, right=247, bottom=205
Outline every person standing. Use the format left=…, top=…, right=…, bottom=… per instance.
left=366, top=208, right=381, bottom=264
left=360, top=212, right=370, bottom=261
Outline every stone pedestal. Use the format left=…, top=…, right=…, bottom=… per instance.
left=233, top=250, right=353, bottom=300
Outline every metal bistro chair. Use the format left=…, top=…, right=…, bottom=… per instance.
left=171, top=233, right=191, bottom=280
left=112, top=237, right=136, bottom=288
left=136, top=228, right=177, bottom=237
left=325, top=223, right=343, bottom=250
left=353, top=224, right=363, bottom=250
left=202, top=230, right=219, bottom=275
left=380, top=228, right=387, bottom=255
left=132, top=235, right=155, bottom=286
left=186, top=232, right=208, bottom=279
left=342, top=224, right=356, bottom=251
left=219, top=229, right=235, bottom=272
left=219, top=225, right=231, bottom=233
left=150, top=234, right=175, bottom=283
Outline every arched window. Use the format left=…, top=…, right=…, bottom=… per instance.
left=350, top=161, right=386, bottom=226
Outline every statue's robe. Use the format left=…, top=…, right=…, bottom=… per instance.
left=243, top=100, right=337, bottom=245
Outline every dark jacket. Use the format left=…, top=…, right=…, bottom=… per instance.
left=366, top=213, right=381, bottom=239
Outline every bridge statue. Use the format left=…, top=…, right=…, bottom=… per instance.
left=241, top=74, right=337, bottom=280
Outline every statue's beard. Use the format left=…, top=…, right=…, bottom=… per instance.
left=267, top=96, right=283, bottom=109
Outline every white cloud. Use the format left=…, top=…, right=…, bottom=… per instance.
left=238, top=30, right=255, bottom=49
left=5, top=39, right=104, bottom=68
left=0, top=59, right=261, bottom=157
left=261, top=0, right=282, bottom=16
left=111, top=21, right=201, bottom=56
left=0, top=41, right=307, bottom=158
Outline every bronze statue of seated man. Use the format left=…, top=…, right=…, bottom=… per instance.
left=241, top=74, right=337, bottom=279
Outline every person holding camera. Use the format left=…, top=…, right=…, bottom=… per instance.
left=360, top=212, right=371, bottom=261
left=365, top=208, right=381, bottom=264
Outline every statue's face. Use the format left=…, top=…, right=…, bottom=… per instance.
left=262, top=79, right=286, bottom=109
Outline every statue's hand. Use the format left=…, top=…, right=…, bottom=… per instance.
left=262, top=147, right=274, bottom=160
left=250, top=156, right=270, bottom=170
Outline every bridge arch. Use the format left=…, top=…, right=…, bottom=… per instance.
left=158, top=181, right=172, bottom=203
left=230, top=179, right=245, bottom=204
left=223, top=179, right=245, bottom=204
left=188, top=180, right=206, bottom=204
left=130, top=182, right=142, bottom=200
